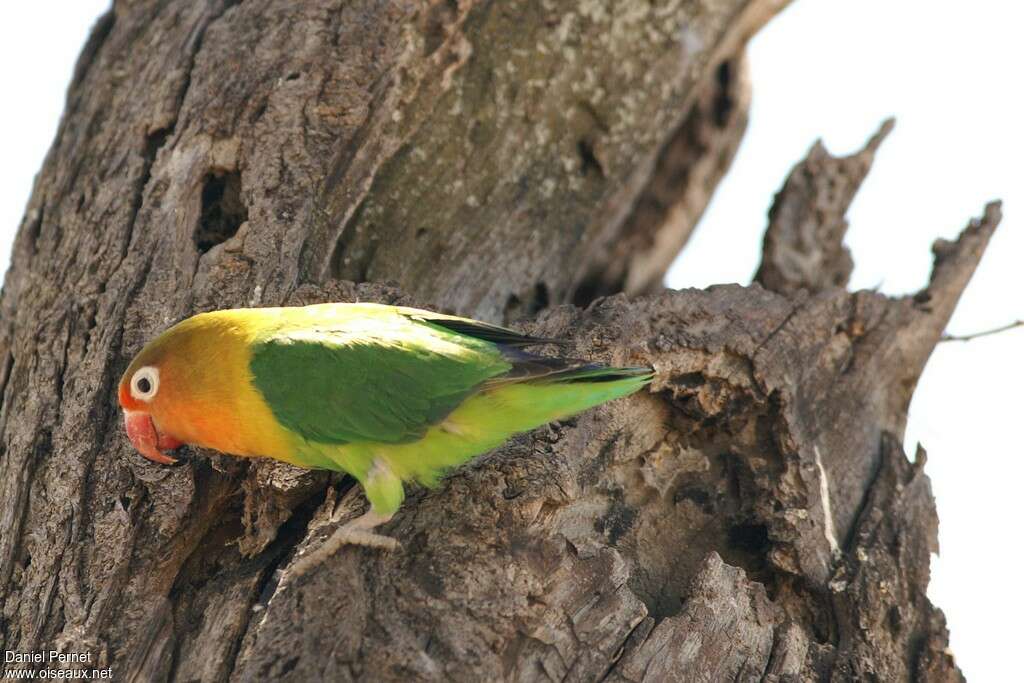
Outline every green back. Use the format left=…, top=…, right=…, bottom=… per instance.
left=249, top=312, right=512, bottom=445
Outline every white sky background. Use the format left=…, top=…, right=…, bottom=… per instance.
left=0, top=1, right=1020, bottom=679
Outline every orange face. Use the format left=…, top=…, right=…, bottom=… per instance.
left=117, top=316, right=221, bottom=466
left=118, top=361, right=186, bottom=465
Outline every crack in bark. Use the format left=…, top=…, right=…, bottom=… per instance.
left=29, top=522, right=72, bottom=648
left=751, top=296, right=808, bottom=364
left=0, top=352, right=14, bottom=427
left=0, top=427, right=49, bottom=598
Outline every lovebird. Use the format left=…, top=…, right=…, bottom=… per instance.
left=118, top=303, right=652, bottom=570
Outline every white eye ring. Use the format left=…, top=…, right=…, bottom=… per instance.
left=130, top=366, right=160, bottom=402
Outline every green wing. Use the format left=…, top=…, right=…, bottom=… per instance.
left=249, top=313, right=512, bottom=445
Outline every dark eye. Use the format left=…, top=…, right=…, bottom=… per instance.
left=136, top=377, right=152, bottom=394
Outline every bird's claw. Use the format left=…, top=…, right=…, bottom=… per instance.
left=286, top=509, right=398, bottom=580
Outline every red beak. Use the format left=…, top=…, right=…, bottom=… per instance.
left=123, top=410, right=185, bottom=465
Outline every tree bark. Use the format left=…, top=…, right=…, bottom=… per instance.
left=0, top=1, right=988, bottom=681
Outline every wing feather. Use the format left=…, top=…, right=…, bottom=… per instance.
left=402, top=311, right=566, bottom=347
left=249, top=314, right=511, bottom=444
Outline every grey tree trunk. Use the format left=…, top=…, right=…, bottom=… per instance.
left=0, top=1, right=988, bottom=681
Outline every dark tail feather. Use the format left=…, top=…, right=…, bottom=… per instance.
left=487, top=347, right=653, bottom=387
left=548, top=364, right=654, bottom=384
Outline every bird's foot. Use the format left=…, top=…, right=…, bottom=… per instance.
left=324, top=527, right=400, bottom=551
left=287, top=509, right=398, bottom=580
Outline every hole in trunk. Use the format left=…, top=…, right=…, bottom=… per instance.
left=712, top=60, right=735, bottom=126
left=195, top=171, right=247, bottom=254
left=577, top=139, right=605, bottom=178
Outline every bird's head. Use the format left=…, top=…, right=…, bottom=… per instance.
left=118, top=313, right=247, bottom=466
left=118, top=330, right=190, bottom=466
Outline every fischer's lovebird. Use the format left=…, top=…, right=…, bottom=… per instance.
left=118, top=303, right=653, bottom=570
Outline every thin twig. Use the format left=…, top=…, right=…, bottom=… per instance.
left=940, top=320, right=1024, bottom=342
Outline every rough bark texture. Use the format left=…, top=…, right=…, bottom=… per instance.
left=0, top=1, right=990, bottom=681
